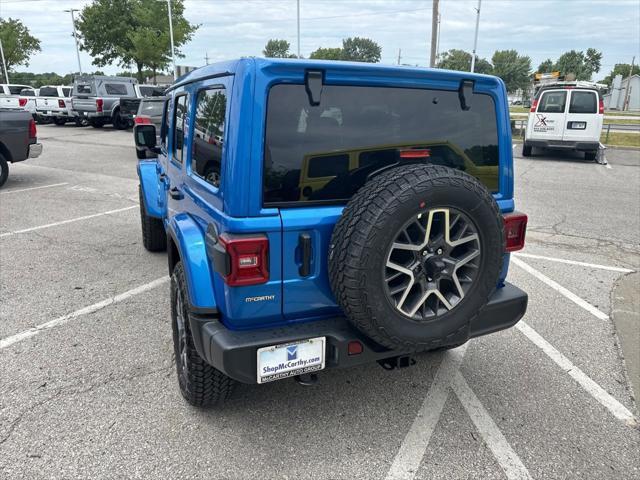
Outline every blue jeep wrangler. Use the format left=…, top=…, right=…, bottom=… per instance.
left=135, top=58, right=528, bottom=407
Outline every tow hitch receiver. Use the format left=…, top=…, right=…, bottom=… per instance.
left=377, top=355, right=417, bottom=370
left=294, top=373, right=319, bottom=386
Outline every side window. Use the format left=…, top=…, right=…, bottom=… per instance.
left=569, top=91, right=597, bottom=114
left=104, top=83, right=128, bottom=95
left=191, top=87, right=227, bottom=187
left=173, top=95, right=187, bottom=163
left=161, top=99, right=171, bottom=146
left=537, top=91, right=567, bottom=113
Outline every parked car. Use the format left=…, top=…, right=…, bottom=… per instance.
left=133, top=96, right=166, bottom=159
left=35, top=85, right=86, bottom=126
left=0, top=108, right=43, bottom=187
left=0, top=84, right=35, bottom=110
left=19, top=88, right=38, bottom=118
left=134, top=58, right=528, bottom=407
left=120, top=84, right=165, bottom=123
left=71, top=75, right=137, bottom=129
left=523, top=81, right=604, bottom=160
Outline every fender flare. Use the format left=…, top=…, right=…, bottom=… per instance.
left=137, top=160, right=165, bottom=218
left=167, top=213, right=217, bottom=314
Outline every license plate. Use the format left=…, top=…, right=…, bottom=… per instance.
left=257, top=337, right=325, bottom=384
left=569, top=121, right=586, bottom=129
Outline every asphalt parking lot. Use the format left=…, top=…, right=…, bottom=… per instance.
left=1, top=124, right=639, bottom=479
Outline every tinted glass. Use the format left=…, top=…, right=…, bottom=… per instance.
left=139, top=100, right=165, bottom=116
left=105, top=83, right=128, bottom=95
left=138, top=86, right=163, bottom=97
left=161, top=99, right=170, bottom=146
left=569, top=91, right=597, bottom=114
left=264, top=84, right=499, bottom=204
left=538, top=91, right=566, bottom=113
left=62, top=88, right=71, bottom=97
left=191, top=88, right=226, bottom=188
left=20, top=89, right=35, bottom=97
left=9, top=85, right=30, bottom=95
left=75, top=83, right=92, bottom=94
left=39, top=87, right=58, bottom=97
left=173, top=95, right=187, bottom=163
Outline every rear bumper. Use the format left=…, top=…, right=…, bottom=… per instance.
left=191, top=282, right=528, bottom=384
left=28, top=143, right=43, bottom=159
left=525, top=139, right=599, bottom=151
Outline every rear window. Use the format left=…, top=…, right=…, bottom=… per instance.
left=139, top=100, right=165, bottom=116
left=9, top=85, right=30, bottom=95
left=569, top=90, right=597, bottom=114
left=75, top=83, right=92, bottom=94
left=138, top=86, right=163, bottom=97
left=104, top=83, right=128, bottom=95
left=537, top=91, right=566, bottom=113
left=39, top=87, right=59, bottom=97
left=20, top=89, right=35, bottom=97
left=263, top=84, right=500, bottom=205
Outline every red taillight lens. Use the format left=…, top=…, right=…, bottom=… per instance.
left=28, top=118, right=37, bottom=139
left=348, top=341, right=363, bottom=356
left=598, top=98, right=604, bottom=114
left=58, top=99, right=66, bottom=108
left=18, top=98, right=27, bottom=107
left=530, top=99, right=538, bottom=112
left=134, top=115, right=152, bottom=125
left=400, top=149, right=431, bottom=159
left=503, top=212, right=528, bottom=252
left=219, top=234, right=269, bottom=286
left=96, top=98, right=103, bottom=113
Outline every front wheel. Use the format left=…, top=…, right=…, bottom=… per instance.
left=171, top=262, right=236, bottom=407
left=0, top=154, right=9, bottom=188
left=113, top=110, right=128, bottom=130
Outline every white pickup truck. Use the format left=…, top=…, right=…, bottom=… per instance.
left=0, top=84, right=36, bottom=112
left=35, top=85, right=86, bottom=126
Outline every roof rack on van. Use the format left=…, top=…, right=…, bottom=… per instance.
left=538, top=80, right=607, bottom=90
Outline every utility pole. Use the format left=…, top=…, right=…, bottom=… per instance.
left=429, top=0, right=439, bottom=67
left=623, top=56, right=635, bottom=111
left=296, top=0, right=301, bottom=58
left=64, top=9, right=83, bottom=74
left=167, top=0, right=177, bottom=80
left=435, top=13, right=441, bottom=63
left=397, top=48, right=401, bottom=65
left=0, top=38, right=9, bottom=83
left=205, top=52, right=209, bottom=65
left=470, top=0, right=481, bottom=72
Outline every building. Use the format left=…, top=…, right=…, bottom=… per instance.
left=603, top=74, right=639, bottom=111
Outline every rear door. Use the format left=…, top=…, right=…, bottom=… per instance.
left=263, top=81, right=502, bottom=320
left=72, top=81, right=97, bottom=113
left=562, top=89, right=602, bottom=142
left=36, top=86, right=62, bottom=114
left=528, top=89, right=567, bottom=142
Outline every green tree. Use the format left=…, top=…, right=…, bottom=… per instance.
left=309, top=47, right=343, bottom=61
left=0, top=18, right=41, bottom=74
left=76, top=0, right=197, bottom=82
left=537, top=59, right=554, bottom=73
left=341, top=37, right=381, bottom=63
left=437, top=49, right=492, bottom=74
left=263, top=39, right=296, bottom=58
left=491, top=49, right=531, bottom=92
left=554, top=48, right=602, bottom=80
left=599, top=63, right=640, bottom=86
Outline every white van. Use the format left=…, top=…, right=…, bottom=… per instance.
left=523, top=83, right=603, bottom=160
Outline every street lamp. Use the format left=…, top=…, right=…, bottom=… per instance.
left=64, top=9, right=83, bottom=74
left=167, top=0, right=177, bottom=80
left=0, top=38, right=9, bottom=83
left=470, top=0, right=481, bottom=73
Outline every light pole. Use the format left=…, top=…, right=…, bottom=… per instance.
left=429, top=0, right=439, bottom=67
left=167, top=0, right=177, bottom=80
left=296, top=0, right=301, bottom=58
left=0, top=38, right=9, bottom=83
left=64, top=9, right=83, bottom=74
left=470, top=0, right=481, bottom=72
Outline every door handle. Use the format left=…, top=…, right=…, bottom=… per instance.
left=169, top=187, right=183, bottom=200
left=298, top=233, right=312, bottom=277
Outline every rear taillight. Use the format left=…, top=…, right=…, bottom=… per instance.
left=400, top=149, right=431, bottom=159
left=96, top=98, right=103, bottom=113
left=530, top=99, right=538, bottom=112
left=218, top=234, right=269, bottom=286
left=18, top=98, right=27, bottom=107
left=58, top=99, right=66, bottom=108
left=134, top=115, right=152, bottom=125
left=503, top=212, right=528, bottom=252
left=28, top=118, right=37, bottom=139
left=599, top=98, right=604, bottom=114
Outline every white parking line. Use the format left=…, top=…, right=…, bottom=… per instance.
left=0, top=205, right=137, bottom=238
left=452, top=372, right=533, bottom=480
left=511, top=256, right=609, bottom=321
left=517, top=322, right=637, bottom=426
left=513, top=252, right=634, bottom=273
left=385, top=344, right=468, bottom=480
left=0, top=277, right=169, bottom=350
left=0, top=182, right=68, bottom=195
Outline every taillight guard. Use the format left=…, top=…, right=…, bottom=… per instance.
left=503, top=212, right=527, bottom=252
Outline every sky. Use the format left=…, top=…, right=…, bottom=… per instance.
left=1, top=0, right=639, bottom=80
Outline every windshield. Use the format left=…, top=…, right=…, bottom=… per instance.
left=263, top=84, right=500, bottom=205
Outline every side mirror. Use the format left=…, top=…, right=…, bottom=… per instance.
left=135, top=124, right=159, bottom=153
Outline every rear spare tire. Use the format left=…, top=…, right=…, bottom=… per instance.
left=328, top=164, right=504, bottom=351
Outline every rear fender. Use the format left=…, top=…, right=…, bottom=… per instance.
left=137, top=160, right=165, bottom=218
left=167, top=213, right=217, bottom=314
